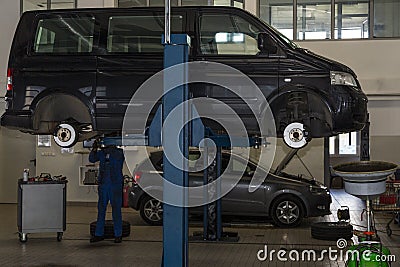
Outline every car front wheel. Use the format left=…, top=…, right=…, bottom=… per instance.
left=271, top=195, right=303, bottom=227
left=140, top=196, right=163, bottom=226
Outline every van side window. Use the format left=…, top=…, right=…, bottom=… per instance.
left=34, top=17, right=95, bottom=54
left=107, top=15, right=183, bottom=53
left=200, top=14, right=261, bottom=55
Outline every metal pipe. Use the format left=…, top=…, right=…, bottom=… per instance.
left=293, top=0, right=297, bottom=40
left=370, top=0, right=374, bottom=39
left=165, top=0, right=171, bottom=44
left=331, top=0, right=335, bottom=39
left=366, top=197, right=371, bottom=232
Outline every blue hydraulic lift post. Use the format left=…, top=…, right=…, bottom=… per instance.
left=162, top=0, right=190, bottom=265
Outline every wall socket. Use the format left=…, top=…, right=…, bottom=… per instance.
left=41, top=152, right=56, bottom=157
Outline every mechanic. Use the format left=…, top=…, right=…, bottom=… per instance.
left=89, top=140, right=125, bottom=243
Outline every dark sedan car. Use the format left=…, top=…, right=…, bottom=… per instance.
left=128, top=150, right=331, bottom=227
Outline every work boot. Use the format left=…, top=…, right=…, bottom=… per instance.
left=114, top=236, right=122, bottom=243
left=90, top=236, right=104, bottom=243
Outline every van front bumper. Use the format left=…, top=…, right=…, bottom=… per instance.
left=1, top=111, right=33, bottom=131
left=330, top=85, right=368, bottom=134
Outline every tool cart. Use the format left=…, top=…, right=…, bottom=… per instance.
left=17, top=177, right=67, bottom=243
left=372, top=180, right=400, bottom=236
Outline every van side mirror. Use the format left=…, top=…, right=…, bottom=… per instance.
left=258, top=33, right=278, bottom=54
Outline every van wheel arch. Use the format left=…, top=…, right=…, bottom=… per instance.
left=32, top=93, right=94, bottom=134
left=267, top=89, right=333, bottom=138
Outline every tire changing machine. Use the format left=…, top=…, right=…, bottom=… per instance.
left=334, top=161, right=397, bottom=267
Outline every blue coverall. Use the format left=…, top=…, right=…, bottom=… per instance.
left=89, top=146, right=125, bottom=238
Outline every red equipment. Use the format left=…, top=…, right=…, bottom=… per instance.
left=123, top=184, right=130, bottom=208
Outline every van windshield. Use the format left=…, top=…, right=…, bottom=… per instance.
left=273, top=28, right=299, bottom=49
left=259, top=20, right=299, bottom=49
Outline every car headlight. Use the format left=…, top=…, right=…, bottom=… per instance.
left=330, top=71, right=358, bottom=87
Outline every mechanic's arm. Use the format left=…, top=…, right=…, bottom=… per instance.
left=89, top=140, right=100, bottom=163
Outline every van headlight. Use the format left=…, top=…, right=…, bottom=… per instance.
left=309, top=185, right=327, bottom=194
left=330, top=71, right=358, bottom=87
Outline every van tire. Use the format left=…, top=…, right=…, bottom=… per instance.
left=53, top=123, right=78, bottom=148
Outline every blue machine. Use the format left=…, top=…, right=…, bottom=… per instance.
left=100, top=32, right=191, bottom=266
left=161, top=33, right=191, bottom=266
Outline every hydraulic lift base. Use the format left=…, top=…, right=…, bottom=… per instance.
left=190, top=231, right=240, bottom=243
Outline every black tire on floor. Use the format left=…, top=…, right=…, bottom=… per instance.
left=90, top=220, right=131, bottom=239
left=311, top=222, right=353, bottom=241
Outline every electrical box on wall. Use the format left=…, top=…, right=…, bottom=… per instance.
left=79, top=166, right=99, bottom=186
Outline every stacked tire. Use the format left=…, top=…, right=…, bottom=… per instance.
left=90, top=220, right=131, bottom=239
left=311, top=222, right=353, bottom=241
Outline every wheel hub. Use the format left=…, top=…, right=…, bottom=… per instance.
left=283, top=122, right=308, bottom=149
left=145, top=200, right=163, bottom=221
left=57, top=128, right=71, bottom=142
left=277, top=201, right=299, bottom=224
left=289, top=128, right=304, bottom=142
left=53, top=123, right=78, bottom=148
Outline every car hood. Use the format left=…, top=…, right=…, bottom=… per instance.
left=292, top=47, right=356, bottom=76
left=272, top=148, right=321, bottom=186
left=277, top=171, right=322, bottom=186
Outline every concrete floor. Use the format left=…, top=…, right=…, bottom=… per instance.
left=0, top=189, right=399, bottom=266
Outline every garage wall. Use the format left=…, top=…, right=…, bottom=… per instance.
left=36, top=142, right=98, bottom=202
left=368, top=100, right=400, bottom=166
left=78, top=0, right=116, bottom=8
left=0, top=100, right=36, bottom=203
left=299, top=40, right=400, bottom=96
left=36, top=142, right=156, bottom=202
left=244, top=0, right=257, bottom=16
left=0, top=0, right=37, bottom=204
left=299, top=41, right=400, bottom=166
left=0, top=0, right=20, bottom=96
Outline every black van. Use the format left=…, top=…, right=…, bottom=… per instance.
left=1, top=6, right=368, bottom=148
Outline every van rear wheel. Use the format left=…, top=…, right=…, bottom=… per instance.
left=53, top=123, right=78, bottom=148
